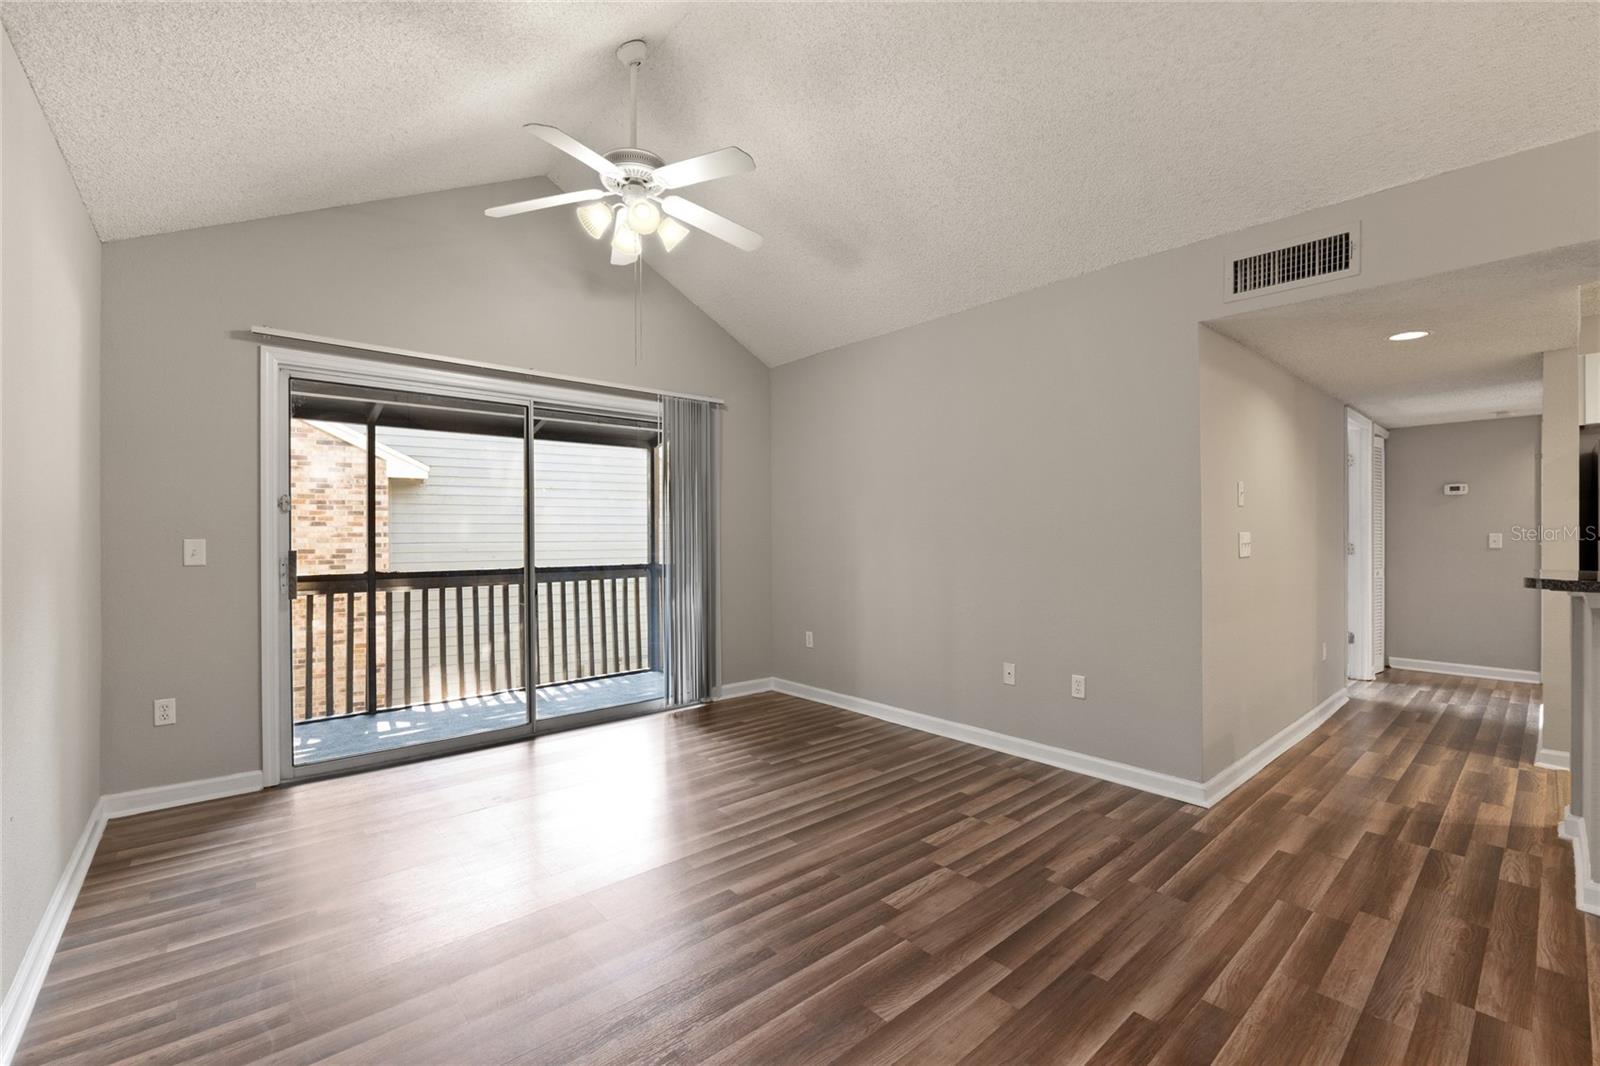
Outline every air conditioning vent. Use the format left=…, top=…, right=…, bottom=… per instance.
left=1225, top=224, right=1360, bottom=301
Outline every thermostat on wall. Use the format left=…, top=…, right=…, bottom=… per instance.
left=1443, top=483, right=1469, bottom=496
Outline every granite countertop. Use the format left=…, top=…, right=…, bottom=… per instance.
left=1525, top=571, right=1600, bottom=593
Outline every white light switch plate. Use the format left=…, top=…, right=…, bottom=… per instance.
left=805, top=630, right=814, bottom=648
left=183, top=539, right=207, bottom=566
left=1488, top=532, right=1503, bottom=550
left=1236, top=481, right=1245, bottom=508
left=153, top=698, right=176, bottom=726
left=1238, top=531, right=1253, bottom=558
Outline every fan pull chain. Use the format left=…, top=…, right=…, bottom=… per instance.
left=634, top=254, right=643, bottom=366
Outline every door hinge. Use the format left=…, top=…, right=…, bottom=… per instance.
left=277, top=494, right=292, bottom=514
left=1347, top=542, right=1356, bottom=555
left=280, top=551, right=298, bottom=599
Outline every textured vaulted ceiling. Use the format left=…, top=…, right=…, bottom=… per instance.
left=1211, top=245, right=1600, bottom=428
left=4, top=2, right=1598, bottom=366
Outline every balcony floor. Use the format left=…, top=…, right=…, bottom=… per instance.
left=292, top=671, right=666, bottom=766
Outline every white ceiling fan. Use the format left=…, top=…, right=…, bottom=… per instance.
left=486, top=39, right=762, bottom=266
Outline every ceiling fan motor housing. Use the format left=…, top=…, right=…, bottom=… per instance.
left=603, top=148, right=665, bottom=196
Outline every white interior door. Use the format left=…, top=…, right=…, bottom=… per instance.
left=1346, top=409, right=1385, bottom=681
left=1371, top=431, right=1387, bottom=671
left=1347, top=414, right=1368, bottom=679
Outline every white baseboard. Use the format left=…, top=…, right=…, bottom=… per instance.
left=0, top=799, right=105, bottom=1066
left=1537, top=748, right=1571, bottom=771
left=1199, top=686, right=1351, bottom=806
left=714, top=677, right=776, bottom=700
left=1557, top=808, right=1600, bottom=916
left=1, top=771, right=265, bottom=1063
left=1533, top=701, right=1571, bottom=770
left=771, top=678, right=1209, bottom=805
left=770, top=678, right=1356, bottom=811
left=1387, top=657, right=1541, bottom=684
left=100, top=771, right=263, bottom=819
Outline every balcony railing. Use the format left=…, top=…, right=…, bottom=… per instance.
left=291, top=563, right=654, bottom=722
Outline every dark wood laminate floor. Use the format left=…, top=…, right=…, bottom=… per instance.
left=17, top=670, right=1599, bottom=1064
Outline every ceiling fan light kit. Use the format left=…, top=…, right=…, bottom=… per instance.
left=486, top=39, right=762, bottom=265
left=576, top=200, right=613, bottom=239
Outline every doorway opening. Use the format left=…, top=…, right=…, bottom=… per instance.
left=1347, top=408, right=1387, bottom=681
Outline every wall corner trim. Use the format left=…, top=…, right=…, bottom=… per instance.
left=100, top=771, right=265, bottom=819
left=1, top=772, right=265, bottom=1062
left=1534, top=697, right=1570, bottom=771
left=1199, top=686, right=1352, bottom=806
left=763, top=678, right=1353, bottom=812
left=1536, top=748, right=1572, bottom=771
left=768, top=678, right=1211, bottom=805
left=714, top=678, right=777, bottom=700
left=1386, top=657, right=1541, bottom=684
left=0, top=800, right=105, bottom=1066
left=1557, top=808, right=1600, bottom=916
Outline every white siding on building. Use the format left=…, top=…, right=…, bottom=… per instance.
left=534, top=440, right=649, bottom=567
left=381, top=427, right=525, bottom=570
left=379, top=430, right=650, bottom=572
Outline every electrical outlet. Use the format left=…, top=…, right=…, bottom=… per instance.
left=1488, top=532, right=1503, bottom=550
left=805, top=630, right=814, bottom=648
left=1071, top=674, right=1086, bottom=700
left=1002, top=662, right=1016, bottom=686
left=153, top=698, right=177, bottom=726
left=1238, top=531, right=1253, bottom=559
left=183, top=539, right=207, bottom=567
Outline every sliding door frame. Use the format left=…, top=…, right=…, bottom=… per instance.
left=258, top=344, right=662, bottom=786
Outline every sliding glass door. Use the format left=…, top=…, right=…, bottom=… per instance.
left=531, top=411, right=667, bottom=725
left=286, top=380, right=532, bottom=771
left=268, top=351, right=715, bottom=782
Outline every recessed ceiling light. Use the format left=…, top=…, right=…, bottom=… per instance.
left=1388, top=330, right=1431, bottom=341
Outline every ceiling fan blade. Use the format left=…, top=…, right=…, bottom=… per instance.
left=484, top=188, right=607, bottom=219
left=524, top=124, right=624, bottom=180
left=611, top=245, right=638, bottom=267
left=651, top=147, right=755, bottom=191
left=660, top=196, right=763, bottom=252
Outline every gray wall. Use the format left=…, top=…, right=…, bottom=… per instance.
left=770, top=134, right=1596, bottom=785
left=1198, top=326, right=1346, bottom=780
left=770, top=248, right=1207, bottom=778
left=1388, top=416, right=1541, bottom=673
left=1, top=33, right=102, bottom=997
left=100, top=177, right=771, bottom=793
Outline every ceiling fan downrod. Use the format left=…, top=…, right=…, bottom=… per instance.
left=617, top=39, right=648, bottom=149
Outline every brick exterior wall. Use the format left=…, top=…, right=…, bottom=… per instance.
left=291, top=420, right=389, bottom=573
left=290, top=421, right=388, bottom=720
